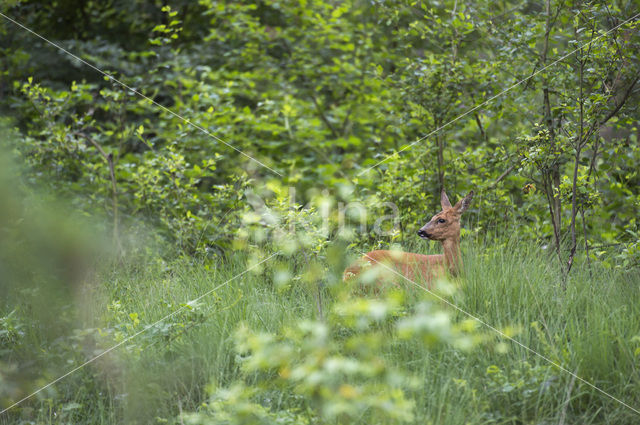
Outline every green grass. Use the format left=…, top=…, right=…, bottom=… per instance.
left=2, top=238, right=640, bottom=424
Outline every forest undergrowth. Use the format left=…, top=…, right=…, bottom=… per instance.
left=2, top=234, right=639, bottom=424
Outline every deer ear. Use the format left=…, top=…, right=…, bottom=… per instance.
left=441, top=189, right=452, bottom=209
left=454, top=190, right=474, bottom=214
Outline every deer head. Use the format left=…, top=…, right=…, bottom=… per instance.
left=417, top=189, right=474, bottom=242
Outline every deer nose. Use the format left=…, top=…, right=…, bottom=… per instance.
left=417, top=229, right=430, bottom=239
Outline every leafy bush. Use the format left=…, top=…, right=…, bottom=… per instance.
left=184, top=287, right=484, bottom=425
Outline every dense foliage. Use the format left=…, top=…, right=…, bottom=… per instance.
left=1, top=0, right=640, bottom=423
left=2, top=0, right=639, bottom=264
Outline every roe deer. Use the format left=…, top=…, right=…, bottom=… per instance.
left=343, top=189, right=474, bottom=288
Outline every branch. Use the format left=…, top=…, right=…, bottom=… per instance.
left=579, top=73, right=639, bottom=145
left=470, top=93, right=487, bottom=142
left=492, top=163, right=517, bottom=187
left=310, top=94, right=339, bottom=138
left=74, top=132, right=122, bottom=253
left=600, top=75, right=639, bottom=125
left=474, top=112, right=487, bottom=141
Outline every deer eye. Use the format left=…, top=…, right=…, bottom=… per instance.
left=437, top=218, right=446, bottom=224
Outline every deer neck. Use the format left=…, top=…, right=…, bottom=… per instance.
left=440, top=237, right=461, bottom=276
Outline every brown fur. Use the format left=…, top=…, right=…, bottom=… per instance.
left=343, top=189, right=474, bottom=289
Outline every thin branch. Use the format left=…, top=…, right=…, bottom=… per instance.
left=74, top=131, right=122, bottom=253
left=578, top=73, right=639, bottom=146
left=581, top=207, right=592, bottom=278
left=587, top=137, right=599, bottom=181
left=492, top=163, right=517, bottom=187
left=599, top=75, right=639, bottom=125
left=310, top=94, right=339, bottom=138
left=567, top=24, right=585, bottom=275
left=470, top=93, right=487, bottom=142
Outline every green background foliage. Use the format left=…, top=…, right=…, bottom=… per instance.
left=1, top=0, right=640, bottom=423
left=2, top=0, right=639, bottom=260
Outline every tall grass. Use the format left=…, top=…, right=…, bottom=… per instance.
left=2, top=238, right=639, bottom=424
